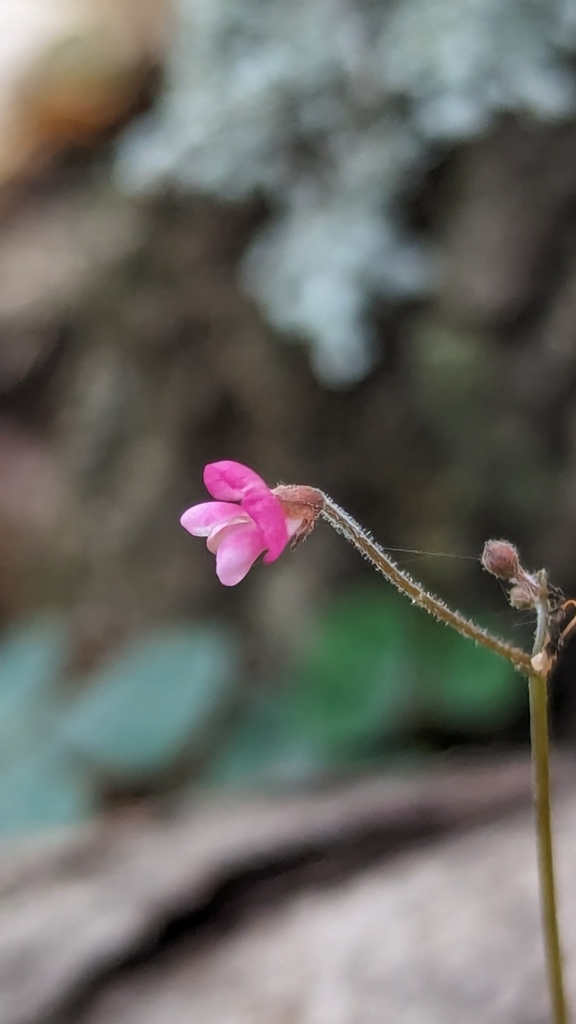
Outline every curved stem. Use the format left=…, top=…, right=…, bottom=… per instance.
left=321, top=494, right=531, bottom=673
left=319, top=492, right=568, bottom=1021
left=529, top=670, right=569, bottom=1024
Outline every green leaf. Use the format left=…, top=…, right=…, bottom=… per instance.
left=414, top=615, right=522, bottom=732
left=0, top=617, right=68, bottom=771
left=286, top=589, right=415, bottom=754
left=205, top=693, right=328, bottom=790
left=0, top=740, right=90, bottom=838
left=61, top=625, right=238, bottom=778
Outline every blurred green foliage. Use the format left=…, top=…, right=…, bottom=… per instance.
left=0, top=619, right=238, bottom=836
left=0, top=591, right=524, bottom=835
left=0, top=618, right=68, bottom=774
left=289, top=593, right=414, bottom=751
left=208, top=588, right=524, bottom=789
left=0, top=742, right=90, bottom=837
left=61, top=626, right=237, bottom=777
left=414, top=613, right=521, bottom=732
left=0, top=619, right=88, bottom=836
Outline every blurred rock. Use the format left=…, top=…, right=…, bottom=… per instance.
left=0, top=756, right=561, bottom=1024
left=0, top=0, right=168, bottom=187
left=82, top=786, right=576, bottom=1024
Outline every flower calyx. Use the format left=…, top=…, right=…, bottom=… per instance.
left=272, top=484, right=324, bottom=548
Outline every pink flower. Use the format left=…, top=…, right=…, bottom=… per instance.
left=181, top=461, right=307, bottom=586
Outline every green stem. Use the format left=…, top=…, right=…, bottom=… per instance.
left=320, top=492, right=569, bottom=1021
left=321, top=494, right=531, bottom=672
left=529, top=670, right=569, bottom=1024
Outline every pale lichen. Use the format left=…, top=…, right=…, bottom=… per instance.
left=116, top=0, right=576, bottom=384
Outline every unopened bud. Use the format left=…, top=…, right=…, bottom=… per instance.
left=273, top=484, right=324, bottom=547
left=481, top=539, right=520, bottom=581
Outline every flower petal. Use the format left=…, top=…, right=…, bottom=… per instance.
left=204, top=461, right=268, bottom=502
left=180, top=502, right=247, bottom=537
left=243, top=490, right=288, bottom=562
left=214, top=523, right=266, bottom=586
left=203, top=461, right=288, bottom=562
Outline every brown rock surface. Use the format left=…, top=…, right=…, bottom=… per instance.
left=0, top=757, right=572, bottom=1024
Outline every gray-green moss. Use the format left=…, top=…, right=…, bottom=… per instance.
left=117, top=0, right=576, bottom=383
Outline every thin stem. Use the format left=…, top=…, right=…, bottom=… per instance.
left=319, top=491, right=568, bottom=1021
left=321, top=494, right=532, bottom=673
left=529, top=670, right=569, bottom=1024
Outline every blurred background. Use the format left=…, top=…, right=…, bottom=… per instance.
left=1, top=0, right=576, bottom=840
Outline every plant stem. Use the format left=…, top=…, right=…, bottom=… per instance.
left=320, top=492, right=568, bottom=1021
left=321, top=494, right=532, bottom=673
left=529, top=670, right=569, bottom=1024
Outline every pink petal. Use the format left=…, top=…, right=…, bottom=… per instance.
left=214, top=523, right=266, bottom=586
left=243, top=490, right=288, bottom=562
left=203, top=461, right=288, bottom=562
left=203, top=461, right=268, bottom=502
left=180, top=502, right=248, bottom=537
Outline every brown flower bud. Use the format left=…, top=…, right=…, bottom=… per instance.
left=272, top=484, right=324, bottom=547
left=481, top=539, right=520, bottom=581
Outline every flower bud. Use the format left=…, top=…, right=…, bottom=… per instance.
left=481, top=539, right=520, bottom=581
left=272, top=484, right=324, bottom=546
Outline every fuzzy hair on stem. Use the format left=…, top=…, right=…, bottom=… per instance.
left=320, top=492, right=568, bottom=1024
left=320, top=493, right=532, bottom=673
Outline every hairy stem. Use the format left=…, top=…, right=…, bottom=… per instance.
left=320, top=494, right=532, bottom=673
left=320, top=492, right=568, bottom=1022
left=529, top=670, right=569, bottom=1024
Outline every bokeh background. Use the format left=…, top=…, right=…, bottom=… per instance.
left=1, top=0, right=576, bottom=839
